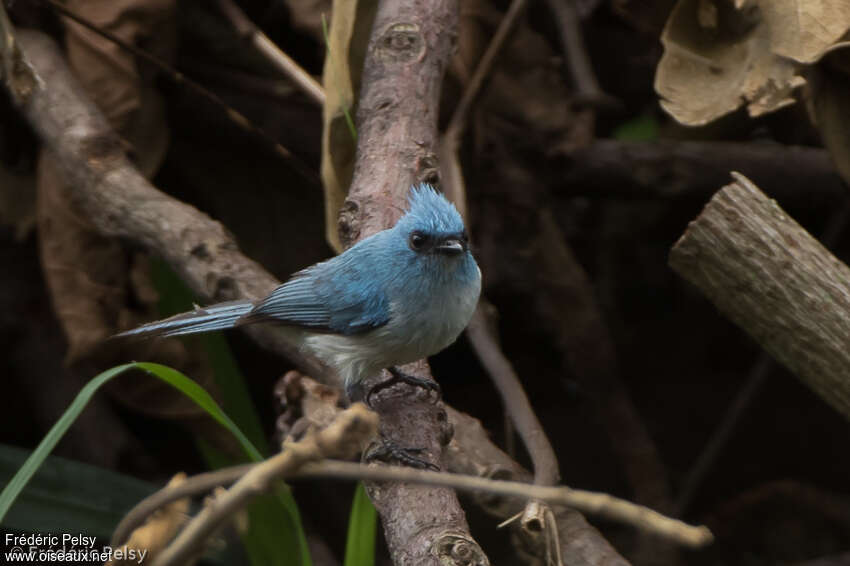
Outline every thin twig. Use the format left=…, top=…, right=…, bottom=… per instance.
left=441, top=0, right=527, bottom=219
left=445, top=0, right=527, bottom=137
left=466, top=305, right=560, bottom=487
left=42, top=0, right=319, bottom=184
left=215, top=0, right=325, bottom=106
left=542, top=0, right=617, bottom=108
left=116, top=457, right=713, bottom=554
left=111, top=465, right=253, bottom=549
left=151, top=404, right=378, bottom=566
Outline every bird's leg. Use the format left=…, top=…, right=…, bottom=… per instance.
left=365, top=436, right=440, bottom=471
left=365, top=366, right=442, bottom=406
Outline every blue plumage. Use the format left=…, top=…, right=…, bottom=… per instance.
left=116, top=184, right=481, bottom=391
left=243, top=238, right=392, bottom=334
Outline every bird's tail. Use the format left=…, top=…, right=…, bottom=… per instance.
left=114, top=300, right=254, bottom=339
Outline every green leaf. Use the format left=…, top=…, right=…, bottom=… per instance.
left=343, top=483, right=377, bottom=566
left=0, top=361, right=258, bottom=519
left=135, top=362, right=263, bottom=461
left=0, top=361, right=311, bottom=566
left=148, top=259, right=269, bottom=452
left=0, top=443, right=156, bottom=538
left=149, top=259, right=311, bottom=566
left=0, top=362, right=136, bottom=522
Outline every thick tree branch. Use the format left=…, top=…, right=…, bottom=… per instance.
left=337, top=1, right=489, bottom=563
left=559, top=139, right=846, bottom=202
left=670, top=173, right=850, bottom=420
left=4, top=28, right=329, bottom=380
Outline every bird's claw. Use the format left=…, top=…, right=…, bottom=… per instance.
left=365, top=367, right=441, bottom=406
left=366, top=440, right=440, bottom=471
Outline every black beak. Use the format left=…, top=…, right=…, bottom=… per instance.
left=435, top=238, right=466, bottom=255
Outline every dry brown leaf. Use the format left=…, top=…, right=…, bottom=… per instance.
left=274, top=371, right=345, bottom=444
left=38, top=0, right=176, bottom=361
left=36, top=1, right=226, bottom=421
left=37, top=153, right=131, bottom=362
left=655, top=0, right=850, bottom=125
left=38, top=157, right=218, bottom=421
left=63, top=0, right=175, bottom=176
left=320, top=0, right=377, bottom=253
left=760, top=0, right=850, bottom=63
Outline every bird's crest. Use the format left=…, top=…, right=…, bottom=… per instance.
left=398, top=184, right=465, bottom=235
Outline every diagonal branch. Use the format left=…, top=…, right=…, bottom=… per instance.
left=214, top=0, right=325, bottom=106
left=3, top=26, right=328, bottom=380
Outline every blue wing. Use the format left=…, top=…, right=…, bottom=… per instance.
left=240, top=244, right=391, bottom=335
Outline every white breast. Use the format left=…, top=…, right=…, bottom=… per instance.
left=305, top=264, right=481, bottom=388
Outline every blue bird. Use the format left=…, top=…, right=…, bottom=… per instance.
left=117, top=184, right=482, bottom=400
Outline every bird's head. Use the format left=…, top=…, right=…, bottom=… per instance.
left=395, top=184, right=470, bottom=258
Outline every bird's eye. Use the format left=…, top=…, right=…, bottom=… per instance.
left=409, top=231, right=427, bottom=250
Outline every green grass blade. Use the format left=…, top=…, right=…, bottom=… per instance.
left=343, top=483, right=377, bottom=566
left=0, top=363, right=136, bottom=522
left=149, top=259, right=311, bottom=565
left=0, top=438, right=157, bottom=537
left=134, top=362, right=263, bottom=461
left=0, top=361, right=311, bottom=566
left=0, top=361, right=264, bottom=521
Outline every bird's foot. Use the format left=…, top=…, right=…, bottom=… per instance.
left=365, top=439, right=440, bottom=471
left=365, top=366, right=441, bottom=406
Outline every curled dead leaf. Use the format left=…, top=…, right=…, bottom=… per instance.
left=320, top=0, right=377, bottom=253
left=655, top=0, right=850, bottom=125
left=760, top=0, right=850, bottom=64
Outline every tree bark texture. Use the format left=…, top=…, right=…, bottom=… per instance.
left=339, top=1, right=488, bottom=564
left=670, top=173, right=850, bottom=421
